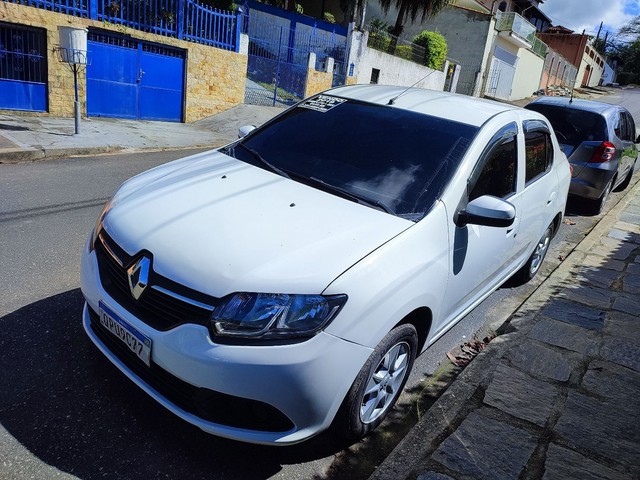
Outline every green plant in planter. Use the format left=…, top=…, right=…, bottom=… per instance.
left=368, top=32, right=391, bottom=51
left=395, top=45, right=413, bottom=60
left=323, top=12, right=336, bottom=23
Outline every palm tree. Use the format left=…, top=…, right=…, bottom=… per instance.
left=379, top=0, right=452, bottom=39
left=340, top=0, right=368, bottom=29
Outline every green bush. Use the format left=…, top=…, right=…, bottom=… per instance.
left=616, top=72, right=639, bottom=85
left=395, top=45, right=413, bottom=60
left=368, top=32, right=391, bottom=52
left=412, top=30, right=448, bottom=70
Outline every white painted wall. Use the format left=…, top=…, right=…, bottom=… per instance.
left=511, top=47, right=545, bottom=99
left=349, top=31, right=446, bottom=90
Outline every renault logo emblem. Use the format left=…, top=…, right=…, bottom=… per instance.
left=127, top=256, right=151, bottom=300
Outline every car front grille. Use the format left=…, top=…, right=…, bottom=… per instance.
left=88, top=307, right=294, bottom=432
left=94, top=230, right=217, bottom=331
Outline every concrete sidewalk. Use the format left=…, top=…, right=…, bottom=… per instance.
left=371, top=178, right=640, bottom=479
left=0, top=104, right=282, bottom=163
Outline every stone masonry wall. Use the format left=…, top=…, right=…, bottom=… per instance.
left=304, top=69, right=333, bottom=97
left=0, top=2, right=247, bottom=122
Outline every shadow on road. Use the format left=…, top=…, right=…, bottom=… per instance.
left=0, top=290, right=351, bottom=479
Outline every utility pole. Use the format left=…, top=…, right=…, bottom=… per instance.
left=595, top=21, right=603, bottom=42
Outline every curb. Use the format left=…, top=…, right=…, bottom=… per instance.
left=369, top=177, right=640, bottom=480
left=0, top=143, right=220, bottom=164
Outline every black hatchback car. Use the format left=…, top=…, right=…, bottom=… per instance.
left=525, top=97, right=638, bottom=214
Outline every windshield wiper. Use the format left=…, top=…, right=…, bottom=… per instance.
left=236, top=143, right=291, bottom=180
left=307, top=177, right=394, bottom=214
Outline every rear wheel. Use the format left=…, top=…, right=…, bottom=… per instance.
left=513, top=224, right=553, bottom=284
left=614, top=161, right=635, bottom=192
left=334, top=324, right=418, bottom=441
left=591, top=179, right=612, bottom=215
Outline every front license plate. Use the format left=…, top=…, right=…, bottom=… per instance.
left=99, top=301, right=152, bottom=367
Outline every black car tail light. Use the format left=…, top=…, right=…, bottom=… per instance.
left=589, top=141, right=616, bottom=163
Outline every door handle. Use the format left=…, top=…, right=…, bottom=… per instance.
left=547, top=191, right=557, bottom=205
left=137, top=69, right=145, bottom=83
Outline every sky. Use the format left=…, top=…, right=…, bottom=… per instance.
left=538, top=0, right=640, bottom=39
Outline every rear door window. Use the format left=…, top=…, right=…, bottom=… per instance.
left=624, top=112, right=636, bottom=141
left=615, top=113, right=628, bottom=141
left=524, top=131, right=553, bottom=185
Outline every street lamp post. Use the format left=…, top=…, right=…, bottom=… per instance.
left=58, top=27, right=88, bottom=135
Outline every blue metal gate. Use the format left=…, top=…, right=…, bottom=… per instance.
left=245, top=26, right=308, bottom=107
left=241, top=2, right=347, bottom=107
left=0, top=22, right=47, bottom=112
left=86, top=31, right=185, bottom=122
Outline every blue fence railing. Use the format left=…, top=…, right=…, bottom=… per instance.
left=5, top=0, right=240, bottom=51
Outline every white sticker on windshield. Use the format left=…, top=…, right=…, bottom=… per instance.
left=300, top=95, right=346, bottom=113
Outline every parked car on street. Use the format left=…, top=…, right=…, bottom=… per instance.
left=525, top=97, right=638, bottom=214
left=81, top=85, right=570, bottom=445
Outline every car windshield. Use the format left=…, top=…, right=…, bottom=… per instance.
left=229, top=95, right=478, bottom=220
left=525, top=104, right=608, bottom=146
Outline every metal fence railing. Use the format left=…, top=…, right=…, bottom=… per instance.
left=4, top=0, right=240, bottom=51
left=495, top=11, right=547, bottom=58
left=365, top=30, right=446, bottom=69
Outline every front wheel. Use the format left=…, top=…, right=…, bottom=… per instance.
left=513, top=224, right=553, bottom=284
left=334, top=324, right=418, bottom=441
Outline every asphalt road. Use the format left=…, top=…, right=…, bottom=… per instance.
left=1, top=88, right=638, bottom=480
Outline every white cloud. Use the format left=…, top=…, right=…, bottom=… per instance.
left=539, top=0, right=639, bottom=36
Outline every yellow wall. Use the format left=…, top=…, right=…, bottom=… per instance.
left=0, top=2, right=247, bottom=122
left=304, top=69, right=333, bottom=97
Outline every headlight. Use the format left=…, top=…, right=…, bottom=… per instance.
left=211, top=293, right=347, bottom=340
left=89, top=198, right=113, bottom=252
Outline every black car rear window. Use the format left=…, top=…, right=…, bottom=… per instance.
left=232, top=96, right=479, bottom=220
left=525, top=103, right=608, bottom=146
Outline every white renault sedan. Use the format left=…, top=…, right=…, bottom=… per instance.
left=81, top=85, right=570, bottom=445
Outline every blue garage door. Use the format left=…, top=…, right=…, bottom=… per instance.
left=0, top=22, right=47, bottom=112
left=86, top=31, right=185, bottom=122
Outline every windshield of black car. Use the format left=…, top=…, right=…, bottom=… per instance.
left=525, top=104, right=608, bottom=146
left=231, top=95, right=479, bottom=220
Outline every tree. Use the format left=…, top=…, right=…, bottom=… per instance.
left=613, top=16, right=640, bottom=84
left=341, top=0, right=368, bottom=29
left=619, top=16, right=640, bottom=37
left=378, top=0, right=452, bottom=38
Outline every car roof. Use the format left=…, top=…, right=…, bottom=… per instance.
left=526, top=96, right=622, bottom=116
left=326, top=84, right=519, bottom=128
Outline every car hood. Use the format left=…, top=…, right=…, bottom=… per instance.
left=102, top=151, right=413, bottom=297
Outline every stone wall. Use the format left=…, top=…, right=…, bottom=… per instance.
left=0, top=2, right=247, bottom=122
left=304, top=53, right=334, bottom=97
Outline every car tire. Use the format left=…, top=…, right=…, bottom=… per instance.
left=591, top=179, right=613, bottom=215
left=513, top=224, right=553, bottom=284
left=334, top=324, right=418, bottom=442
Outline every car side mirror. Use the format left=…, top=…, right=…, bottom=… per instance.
left=238, top=125, right=257, bottom=139
left=456, top=195, right=516, bottom=228
left=635, top=134, right=640, bottom=144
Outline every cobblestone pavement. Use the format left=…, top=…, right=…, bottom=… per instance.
left=372, top=182, right=640, bottom=480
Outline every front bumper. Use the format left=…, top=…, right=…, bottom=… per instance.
left=80, top=237, right=372, bottom=445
